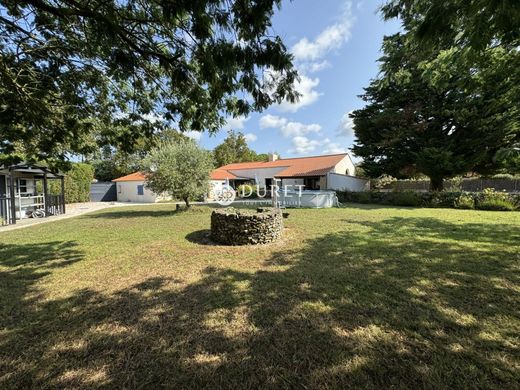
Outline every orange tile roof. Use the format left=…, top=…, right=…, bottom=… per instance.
left=210, top=168, right=241, bottom=180
left=112, top=171, right=146, bottom=182
left=211, top=153, right=349, bottom=179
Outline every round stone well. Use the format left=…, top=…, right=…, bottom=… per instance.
left=210, top=207, right=283, bottom=245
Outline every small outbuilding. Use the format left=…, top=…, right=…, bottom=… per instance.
left=0, top=163, right=66, bottom=225
left=112, top=172, right=171, bottom=203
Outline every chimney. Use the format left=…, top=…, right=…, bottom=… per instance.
left=268, top=152, right=279, bottom=162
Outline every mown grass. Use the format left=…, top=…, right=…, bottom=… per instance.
left=0, top=204, right=519, bottom=388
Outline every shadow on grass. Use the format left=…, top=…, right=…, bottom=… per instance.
left=84, top=209, right=180, bottom=219
left=1, top=217, right=518, bottom=388
left=84, top=206, right=214, bottom=220
left=185, top=229, right=218, bottom=246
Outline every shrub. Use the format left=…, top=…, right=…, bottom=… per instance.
left=371, top=175, right=397, bottom=190
left=476, top=199, right=516, bottom=211
left=337, top=189, right=519, bottom=211
left=454, top=193, right=474, bottom=209
left=64, top=163, right=95, bottom=203
left=236, top=184, right=257, bottom=198
left=475, top=188, right=516, bottom=211
left=390, top=191, right=423, bottom=207
left=425, top=192, right=461, bottom=208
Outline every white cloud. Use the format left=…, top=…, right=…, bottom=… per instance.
left=308, top=60, right=332, bottom=73
left=289, top=137, right=347, bottom=155
left=338, top=110, right=355, bottom=137
left=259, top=115, right=322, bottom=138
left=185, top=131, right=202, bottom=141
left=277, top=74, right=322, bottom=112
left=322, top=139, right=348, bottom=154
left=291, top=2, right=353, bottom=62
left=244, top=133, right=257, bottom=142
left=290, top=136, right=322, bottom=154
left=223, top=116, right=250, bottom=131
left=280, top=121, right=322, bottom=138
left=259, top=114, right=287, bottom=129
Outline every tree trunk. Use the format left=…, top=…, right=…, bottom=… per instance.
left=183, top=197, right=190, bottom=208
left=429, top=176, right=444, bottom=192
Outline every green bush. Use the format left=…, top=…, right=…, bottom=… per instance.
left=337, top=189, right=519, bottom=211
left=476, top=199, right=516, bottom=211
left=454, top=193, right=474, bottom=209
left=390, top=191, right=423, bottom=207
left=475, top=188, right=516, bottom=211
left=67, top=163, right=94, bottom=203
left=236, top=184, right=258, bottom=198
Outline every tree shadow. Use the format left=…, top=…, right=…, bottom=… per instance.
left=1, top=216, right=518, bottom=388
left=84, top=209, right=180, bottom=219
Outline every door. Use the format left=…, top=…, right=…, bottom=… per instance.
left=265, top=178, right=273, bottom=198
left=0, top=174, right=6, bottom=196
left=0, top=174, right=8, bottom=223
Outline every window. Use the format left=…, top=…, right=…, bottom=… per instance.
left=137, top=185, right=144, bottom=196
left=117, top=184, right=122, bottom=194
left=303, top=177, right=320, bottom=190
left=19, top=179, right=27, bottom=194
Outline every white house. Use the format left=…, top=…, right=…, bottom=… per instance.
left=112, top=172, right=171, bottom=203
left=210, top=153, right=369, bottom=192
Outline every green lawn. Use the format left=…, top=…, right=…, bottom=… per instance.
left=1, top=205, right=519, bottom=388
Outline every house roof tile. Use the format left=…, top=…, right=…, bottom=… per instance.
left=112, top=172, right=146, bottom=182
left=211, top=153, right=349, bottom=179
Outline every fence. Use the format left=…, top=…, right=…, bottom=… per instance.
left=381, top=178, right=520, bottom=193
left=0, top=194, right=65, bottom=225
left=47, top=194, right=66, bottom=216
left=0, top=196, right=14, bottom=225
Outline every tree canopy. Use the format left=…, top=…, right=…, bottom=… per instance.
left=0, top=0, right=298, bottom=164
left=142, top=140, right=214, bottom=207
left=351, top=33, right=520, bottom=190
left=352, top=1, right=520, bottom=190
left=213, top=130, right=267, bottom=167
left=381, top=0, right=520, bottom=50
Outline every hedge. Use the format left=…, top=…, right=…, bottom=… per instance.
left=337, top=190, right=520, bottom=211
left=46, top=163, right=94, bottom=203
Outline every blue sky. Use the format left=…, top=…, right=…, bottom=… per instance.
left=190, top=0, right=401, bottom=160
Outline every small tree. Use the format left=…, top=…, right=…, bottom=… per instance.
left=143, top=140, right=213, bottom=207
left=213, top=130, right=265, bottom=166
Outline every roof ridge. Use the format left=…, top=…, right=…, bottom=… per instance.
left=277, top=152, right=348, bottom=161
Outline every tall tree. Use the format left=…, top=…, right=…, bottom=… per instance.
left=0, top=0, right=298, bottom=163
left=381, top=0, right=520, bottom=50
left=214, top=130, right=263, bottom=166
left=352, top=33, right=519, bottom=190
left=142, top=140, right=213, bottom=207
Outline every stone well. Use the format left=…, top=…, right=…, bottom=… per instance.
left=210, top=207, right=283, bottom=245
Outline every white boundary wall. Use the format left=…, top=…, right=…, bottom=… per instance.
left=327, top=173, right=370, bottom=192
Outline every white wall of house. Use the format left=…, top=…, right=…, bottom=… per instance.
left=327, top=172, right=370, bottom=191
left=228, top=167, right=287, bottom=185
left=116, top=181, right=159, bottom=203
left=331, top=155, right=356, bottom=176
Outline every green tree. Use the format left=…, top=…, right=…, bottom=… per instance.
left=214, top=130, right=260, bottom=166
left=143, top=140, right=213, bottom=207
left=352, top=33, right=519, bottom=191
left=0, top=0, right=298, bottom=162
left=381, top=0, right=520, bottom=50
left=91, top=128, right=191, bottom=181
